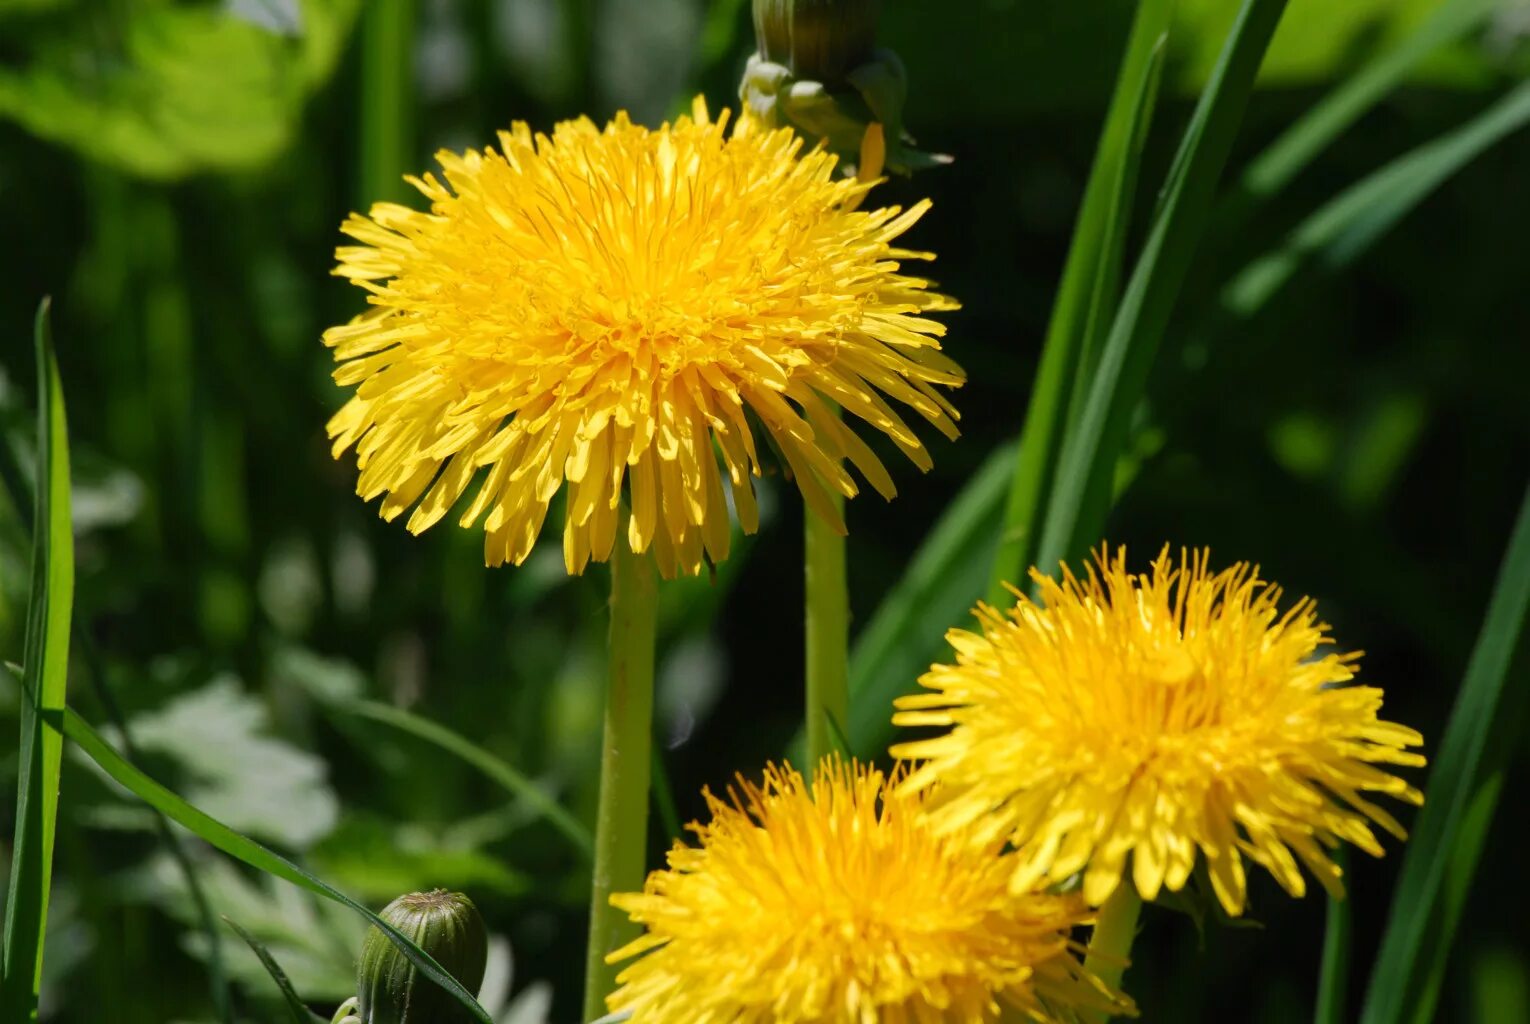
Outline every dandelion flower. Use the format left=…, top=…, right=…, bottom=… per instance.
left=892, top=547, right=1426, bottom=916
left=606, top=758, right=1131, bottom=1024
left=323, top=98, right=961, bottom=578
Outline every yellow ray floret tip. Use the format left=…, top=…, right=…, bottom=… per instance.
left=605, top=756, right=1135, bottom=1023
left=321, top=98, right=962, bottom=578
left=891, top=544, right=1427, bottom=916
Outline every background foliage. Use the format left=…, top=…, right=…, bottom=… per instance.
left=1, top=0, right=1528, bottom=1020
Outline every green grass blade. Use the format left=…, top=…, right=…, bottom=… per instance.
left=49, top=704, right=494, bottom=1024
left=1234, top=0, right=1500, bottom=208
left=811, top=440, right=1012, bottom=760
left=1033, top=0, right=1291, bottom=576
left=325, top=697, right=593, bottom=858
left=1224, top=79, right=1530, bottom=318
left=221, top=915, right=328, bottom=1024
left=987, top=0, right=1174, bottom=606
left=1315, top=848, right=1352, bottom=1024
left=1360, top=483, right=1530, bottom=1024
left=2, top=299, right=74, bottom=1020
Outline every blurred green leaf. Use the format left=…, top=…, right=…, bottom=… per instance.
left=1, top=299, right=73, bottom=1021
left=309, top=816, right=527, bottom=902
left=1034, top=0, right=1291, bottom=575
left=1224, top=78, right=1530, bottom=317
left=50, top=703, right=497, bottom=1024
left=128, top=675, right=339, bottom=849
left=0, top=0, right=361, bottom=179
left=221, top=915, right=329, bottom=1024
left=988, top=0, right=1172, bottom=607
left=1361, top=483, right=1530, bottom=1024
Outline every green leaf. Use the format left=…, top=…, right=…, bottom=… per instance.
left=987, top=0, right=1174, bottom=607
left=1360, top=483, right=1530, bottom=1024
left=47, top=703, right=495, bottom=1024
left=1, top=298, right=74, bottom=1021
left=320, top=697, right=594, bottom=859
left=221, top=915, right=329, bottom=1024
left=834, top=441, right=1014, bottom=760
left=1315, top=848, right=1352, bottom=1024
left=1033, top=0, right=1292, bottom=577
left=1223, top=78, right=1530, bottom=317
left=1233, top=0, right=1502, bottom=208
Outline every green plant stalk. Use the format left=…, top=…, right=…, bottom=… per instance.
left=1315, top=848, right=1352, bottom=1024
left=986, top=0, right=1174, bottom=606
left=805, top=493, right=850, bottom=774
left=1, top=300, right=73, bottom=1019
left=1083, top=884, right=1142, bottom=1021
left=583, top=540, right=658, bottom=1021
left=360, top=0, right=416, bottom=205
left=1033, top=0, right=1291, bottom=577
left=1360, top=483, right=1530, bottom=1024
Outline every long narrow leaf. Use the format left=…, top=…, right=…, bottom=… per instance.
left=324, top=697, right=593, bottom=858
left=1234, top=0, right=1501, bottom=208
left=1360, top=483, right=1530, bottom=1024
left=222, top=915, right=328, bottom=1024
left=1, top=299, right=74, bottom=1020
left=987, top=0, right=1174, bottom=606
left=1224, top=79, right=1530, bottom=318
left=1033, top=0, right=1291, bottom=576
left=49, top=704, right=494, bottom=1024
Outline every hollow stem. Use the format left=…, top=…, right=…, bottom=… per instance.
left=804, top=493, right=849, bottom=775
left=582, top=539, right=658, bottom=1021
left=1084, top=884, right=1143, bottom=1021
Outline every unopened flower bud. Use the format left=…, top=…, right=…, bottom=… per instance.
left=357, top=890, right=488, bottom=1024
left=753, top=0, right=880, bottom=87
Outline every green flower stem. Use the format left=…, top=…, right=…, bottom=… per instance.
left=583, top=539, right=658, bottom=1021
left=1084, top=884, right=1143, bottom=1021
left=360, top=0, right=416, bottom=205
left=804, top=493, right=849, bottom=775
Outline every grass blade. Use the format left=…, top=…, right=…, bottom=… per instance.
left=221, top=915, right=328, bottom=1024
left=323, top=697, right=593, bottom=858
left=1033, top=0, right=1291, bottom=576
left=1, top=299, right=74, bottom=1020
left=1224, top=79, right=1530, bottom=318
left=1233, top=0, right=1501, bottom=209
left=45, top=703, right=494, bottom=1024
left=987, top=0, right=1174, bottom=606
left=1360, top=483, right=1530, bottom=1024
left=1315, top=848, right=1352, bottom=1024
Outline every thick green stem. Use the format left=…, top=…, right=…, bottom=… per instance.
left=359, top=0, right=416, bottom=206
left=1084, top=885, right=1143, bottom=1021
left=582, top=541, right=658, bottom=1021
left=804, top=494, right=849, bottom=775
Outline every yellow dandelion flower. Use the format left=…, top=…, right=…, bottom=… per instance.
left=606, top=758, right=1132, bottom=1024
left=892, top=547, right=1427, bottom=916
left=322, top=97, right=961, bottom=578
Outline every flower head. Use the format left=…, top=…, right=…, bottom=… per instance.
left=324, top=98, right=960, bottom=578
left=892, top=547, right=1426, bottom=916
left=607, top=758, right=1130, bottom=1024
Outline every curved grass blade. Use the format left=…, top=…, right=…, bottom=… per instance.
left=1360, top=484, right=1530, bottom=1024
left=1314, top=847, right=1351, bottom=1024
left=1224, top=79, right=1530, bottom=318
left=1, top=299, right=74, bottom=1021
left=987, top=0, right=1174, bottom=607
left=47, top=704, right=494, bottom=1024
left=1232, top=0, right=1501, bottom=211
left=324, top=698, right=593, bottom=858
left=221, top=915, right=328, bottom=1024
left=1033, top=0, right=1291, bottom=577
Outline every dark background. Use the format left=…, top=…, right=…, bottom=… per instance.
left=1, top=0, right=1527, bottom=1020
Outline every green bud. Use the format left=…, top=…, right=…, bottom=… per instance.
left=357, top=890, right=488, bottom=1024
left=753, top=0, right=880, bottom=87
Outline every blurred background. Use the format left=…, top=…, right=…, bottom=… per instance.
left=1, top=0, right=1528, bottom=1020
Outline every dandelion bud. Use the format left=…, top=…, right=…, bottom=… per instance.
left=753, top=0, right=880, bottom=87
left=356, top=890, right=488, bottom=1024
